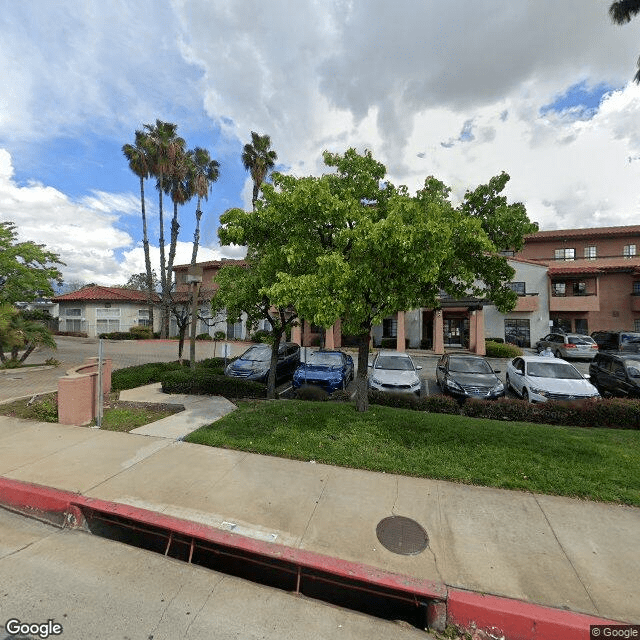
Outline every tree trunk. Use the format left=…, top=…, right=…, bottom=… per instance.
left=158, top=175, right=168, bottom=339
left=355, top=332, right=371, bottom=412
left=267, top=329, right=284, bottom=400
left=18, top=343, right=36, bottom=364
left=140, top=176, right=155, bottom=336
left=191, top=202, right=202, bottom=265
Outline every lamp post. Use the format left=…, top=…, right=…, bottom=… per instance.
left=186, top=266, right=203, bottom=368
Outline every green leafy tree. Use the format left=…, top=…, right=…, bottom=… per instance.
left=242, top=131, right=278, bottom=210
left=0, top=303, right=56, bottom=366
left=0, top=222, right=63, bottom=304
left=222, top=149, right=529, bottom=411
left=120, top=271, right=160, bottom=291
left=212, top=253, right=298, bottom=399
left=610, top=0, right=640, bottom=82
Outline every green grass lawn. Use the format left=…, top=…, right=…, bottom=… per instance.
left=185, top=399, right=640, bottom=506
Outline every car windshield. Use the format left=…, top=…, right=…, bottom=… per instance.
left=621, top=333, right=640, bottom=344
left=568, top=336, right=593, bottom=345
left=625, top=360, right=640, bottom=377
left=448, top=357, right=493, bottom=374
left=375, top=355, right=414, bottom=370
left=526, top=361, right=583, bottom=380
left=241, top=345, right=271, bottom=361
left=306, top=352, right=343, bottom=366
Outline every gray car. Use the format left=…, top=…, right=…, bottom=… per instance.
left=368, top=350, right=423, bottom=396
left=534, top=332, right=598, bottom=360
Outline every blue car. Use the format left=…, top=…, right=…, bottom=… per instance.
left=293, top=350, right=354, bottom=393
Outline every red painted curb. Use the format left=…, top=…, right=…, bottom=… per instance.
left=0, top=477, right=446, bottom=602
left=448, top=588, right=620, bottom=640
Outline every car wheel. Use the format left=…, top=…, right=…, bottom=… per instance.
left=522, top=388, right=530, bottom=402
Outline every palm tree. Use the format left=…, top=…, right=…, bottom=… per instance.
left=142, top=120, right=186, bottom=337
left=0, top=305, right=56, bottom=365
left=122, top=130, right=155, bottom=328
left=187, top=147, right=220, bottom=264
left=610, top=0, right=640, bottom=82
left=241, top=131, right=278, bottom=210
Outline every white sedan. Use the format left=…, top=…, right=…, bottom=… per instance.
left=505, top=355, right=600, bottom=403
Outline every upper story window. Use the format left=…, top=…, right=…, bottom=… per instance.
left=96, top=308, right=121, bottom=318
left=624, top=244, right=637, bottom=258
left=65, top=308, right=81, bottom=317
left=633, top=282, right=640, bottom=296
left=584, top=246, right=597, bottom=260
left=508, top=282, right=526, bottom=295
left=554, top=248, right=575, bottom=261
left=573, top=281, right=587, bottom=296
left=552, top=282, right=566, bottom=296
left=499, top=250, right=514, bottom=257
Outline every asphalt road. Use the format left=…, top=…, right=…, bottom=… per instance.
left=0, top=507, right=432, bottom=640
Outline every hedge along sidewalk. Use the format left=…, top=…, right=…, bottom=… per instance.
left=185, top=399, right=640, bottom=506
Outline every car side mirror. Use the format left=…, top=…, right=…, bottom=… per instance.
left=368, top=362, right=373, bottom=368
left=416, top=365, right=423, bottom=370
left=493, top=369, right=501, bottom=374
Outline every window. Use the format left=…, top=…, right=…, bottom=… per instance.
left=624, top=244, right=637, bottom=258
left=382, top=317, right=397, bottom=338
left=65, top=318, right=83, bottom=332
left=227, top=320, right=243, bottom=339
left=504, top=319, right=530, bottom=348
left=573, top=281, right=586, bottom=296
left=137, top=309, right=151, bottom=327
left=554, top=248, right=575, bottom=261
left=634, top=282, right=640, bottom=296
left=97, top=319, right=120, bottom=333
left=96, top=308, right=121, bottom=318
left=65, top=308, right=81, bottom=316
left=635, top=319, right=640, bottom=332
left=508, top=282, right=526, bottom=295
left=552, top=282, right=566, bottom=296
left=499, top=250, right=514, bottom=257
left=584, top=246, right=597, bottom=260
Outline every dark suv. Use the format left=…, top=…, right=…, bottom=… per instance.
left=591, top=330, right=640, bottom=352
left=224, top=342, right=301, bottom=382
left=588, top=352, right=640, bottom=398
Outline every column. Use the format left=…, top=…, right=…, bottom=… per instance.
left=476, top=307, right=485, bottom=355
left=433, top=309, right=444, bottom=354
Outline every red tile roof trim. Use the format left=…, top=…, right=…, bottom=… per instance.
left=525, top=224, right=640, bottom=242
left=54, top=286, right=160, bottom=303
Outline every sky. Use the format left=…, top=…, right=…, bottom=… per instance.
left=3, top=1, right=640, bottom=287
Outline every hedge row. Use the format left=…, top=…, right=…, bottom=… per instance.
left=111, top=362, right=184, bottom=391
left=485, top=340, right=523, bottom=358
left=160, top=369, right=267, bottom=398
left=368, top=390, right=640, bottom=429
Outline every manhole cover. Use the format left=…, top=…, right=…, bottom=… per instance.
left=376, top=516, right=429, bottom=555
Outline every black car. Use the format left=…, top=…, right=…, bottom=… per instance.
left=224, top=342, right=300, bottom=382
left=588, top=351, right=640, bottom=398
left=435, top=354, right=505, bottom=400
left=591, top=330, right=640, bottom=353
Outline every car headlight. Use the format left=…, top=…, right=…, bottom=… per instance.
left=445, top=378, right=463, bottom=392
left=371, top=377, right=383, bottom=385
left=529, top=386, right=549, bottom=397
left=491, top=382, right=504, bottom=393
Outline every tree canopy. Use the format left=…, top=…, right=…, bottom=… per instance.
left=610, top=0, right=640, bottom=82
left=0, top=222, right=64, bottom=304
left=218, top=148, right=532, bottom=410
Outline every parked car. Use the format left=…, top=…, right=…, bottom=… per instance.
left=591, top=330, right=640, bottom=353
left=435, top=354, right=505, bottom=400
left=505, top=355, right=600, bottom=403
left=224, top=342, right=300, bottom=382
left=292, top=350, right=354, bottom=393
left=588, top=351, right=640, bottom=398
left=368, top=350, right=423, bottom=396
left=534, top=333, right=598, bottom=360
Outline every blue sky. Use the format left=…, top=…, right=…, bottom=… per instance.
left=3, top=1, right=640, bottom=286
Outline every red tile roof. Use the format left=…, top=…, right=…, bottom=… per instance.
left=526, top=224, right=640, bottom=242
left=547, top=257, right=640, bottom=276
left=54, top=286, right=160, bottom=303
left=173, top=259, right=246, bottom=271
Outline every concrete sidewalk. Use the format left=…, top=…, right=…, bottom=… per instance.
left=0, top=386, right=638, bottom=635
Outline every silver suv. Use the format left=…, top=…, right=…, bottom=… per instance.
left=534, top=333, right=598, bottom=360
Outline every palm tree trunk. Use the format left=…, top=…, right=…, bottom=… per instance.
left=158, top=173, right=169, bottom=339
left=191, top=199, right=202, bottom=265
left=140, top=176, right=155, bottom=334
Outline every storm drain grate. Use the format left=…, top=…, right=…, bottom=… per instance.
left=376, top=516, right=429, bottom=555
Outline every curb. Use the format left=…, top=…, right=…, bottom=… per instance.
left=0, top=477, right=625, bottom=638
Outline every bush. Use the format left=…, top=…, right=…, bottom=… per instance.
left=251, top=329, right=273, bottom=344
left=111, top=361, right=183, bottom=391
left=161, top=369, right=267, bottom=398
left=330, top=389, right=352, bottom=402
left=99, top=331, right=136, bottom=340
left=460, top=396, right=640, bottom=429
left=213, top=331, right=226, bottom=341
left=129, top=325, right=153, bottom=340
left=419, top=394, right=460, bottom=414
left=195, top=357, right=227, bottom=375
left=53, top=331, right=88, bottom=338
left=294, top=385, right=330, bottom=401
left=196, top=333, right=213, bottom=340
left=486, top=337, right=504, bottom=344
left=485, top=340, right=522, bottom=358
left=368, top=389, right=460, bottom=414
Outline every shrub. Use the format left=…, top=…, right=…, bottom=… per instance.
left=161, top=369, right=267, bottom=398
left=294, top=385, right=330, bottom=401
left=213, top=331, right=226, bottom=340
left=418, top=394, right=460, bottom=414
left=196, top=333, right=213, bottom=340
left=129, top=325, right=153, bottom=340
left=99, top=331, right=136, bottom=340
left=53, top=331, right=88, bottom=338
left=111, top=361, right=183, bottom=391
left=330, top=389, right=352, bottom=402
left=251, top=329, right=273, bottom=344
left=485, top=340, right=522, bottom=358
left=486, top=337, right=504, bottom=344
left=369, top=389, right=421, bottom=410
